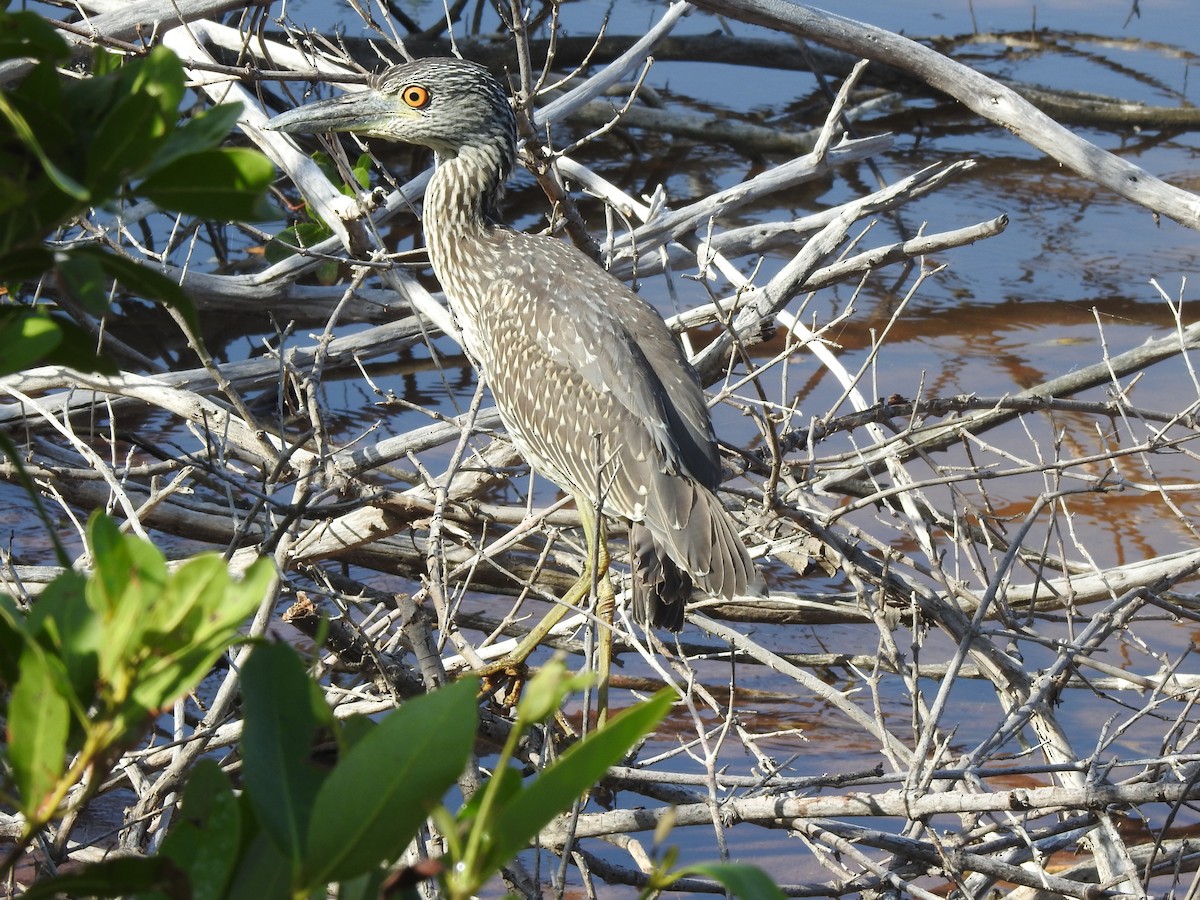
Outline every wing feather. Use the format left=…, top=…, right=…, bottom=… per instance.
left=506, top=231, right=720, bottom=488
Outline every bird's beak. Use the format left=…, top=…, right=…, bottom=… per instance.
left=265, top=88, right=403, bottom=137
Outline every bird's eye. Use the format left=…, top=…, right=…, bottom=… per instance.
left=401, top=84, right=431, bottom=109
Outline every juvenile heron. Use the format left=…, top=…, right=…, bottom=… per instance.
left=268, top=58, right=757, bottom=648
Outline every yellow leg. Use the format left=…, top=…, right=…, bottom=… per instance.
left=477, top=501, right=616, bottom=720
left=586, top=508, right=615, bottom=725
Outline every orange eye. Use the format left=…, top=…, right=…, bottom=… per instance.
left=401, top=84, right=430, bottom=109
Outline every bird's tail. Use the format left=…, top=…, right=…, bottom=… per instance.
left=630, top=483, right=759, bottom=631
left=630, top=524, right=690, bottom=631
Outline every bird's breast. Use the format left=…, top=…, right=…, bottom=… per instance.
left=424, top=230, right=507, bottom=370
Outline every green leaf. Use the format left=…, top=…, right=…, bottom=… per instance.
left=335, top=869, right=389, bottom=900
left=240, top=642, right=330, bottom=866
left=85, top=513, right=167, bottom=692
left=8, top=644, right=70, bottom=818
left=0, top=309, right=62, bottom=376
left=0, top=87, right=88, bottom=200
left=21, top=856, right=189, bottom=900
left=90, top=45, right=124, bottom=77
left=337, top=713, right=375, bottom=752
left=265, top=220, right=333, bottom=265
left=59, top=55, right=118, bottom=132
left=55, top=247, right=113, bottom=315
left=458, top=763, right=522, bottom=827
left=677, top=862, right=787, bottom=900
left=155, top=759, right=242, bottom=900
left=86, top=89, right=168, bottom=194
left=226, top=831, right=293, bottom=900
left=0, top=307, right=118, bottom=378
left=86, top=512, right=154, bottom=614
left=480, top=689, right=673, bottom=876
left=24, top=567, right=99, bottom=707
left=128, top=45, right=185, bottom=127
left=129, top=556, right=272, bottom=713
left=0, top=244, right=52, bottom=282
left=310, top=151, right=339, bottom=185
left=514, top=656, right=594, bottom=727
left=152, top=102, right=245, bottom=172
left=351, top=153, right=372, bottom=190
left=264, top=219, right=339, bottom=283
left=138, top=147, right=275, bottom=221
left=0, top=593, right=26, bottom=685
left=0, top=10, right=69, bottom=65
left=69, top=511, right=269, bottom=744
left=150, top=554, right=234, bottom=635
left=303, top=678, right=479, bottom=886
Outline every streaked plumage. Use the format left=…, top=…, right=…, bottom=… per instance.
left=268, top=58, right=758, bottom=629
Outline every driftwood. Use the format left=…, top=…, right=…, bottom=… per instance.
left=5, top=1, right=1200, bottom=897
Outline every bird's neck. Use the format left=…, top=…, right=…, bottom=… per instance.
left=424, top=141, right=511, bottom=242
left=422, top=140, right=513, bottom=332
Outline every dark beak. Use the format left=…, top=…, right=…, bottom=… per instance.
left=265, top=89, right=399, bottom=136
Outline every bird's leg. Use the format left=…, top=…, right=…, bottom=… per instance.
left=585, top=507, right=615, bottom=724
left=475, top=503, right=616, bottom=717
left=475, top=572, right=590, bottom=683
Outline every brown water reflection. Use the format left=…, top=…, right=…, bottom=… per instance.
left=8, top=0, right=1200, bottom=893
left=499, top=3, right=1200, bottom=889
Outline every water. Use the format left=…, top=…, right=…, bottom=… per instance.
left=9, top=0, right=1200, bottom=893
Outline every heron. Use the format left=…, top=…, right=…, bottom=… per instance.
left=267, top=58, right=758, bottom=675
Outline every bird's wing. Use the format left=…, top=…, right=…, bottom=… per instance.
left=505, top=231, right=721, bottom=488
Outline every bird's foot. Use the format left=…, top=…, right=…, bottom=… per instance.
left=476, top=659, right=528, bottom=709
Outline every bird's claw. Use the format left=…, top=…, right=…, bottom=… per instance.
left=476, top=661, right=527, bottom=709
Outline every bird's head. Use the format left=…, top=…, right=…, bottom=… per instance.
left=265, top=57, right=516, bottom=160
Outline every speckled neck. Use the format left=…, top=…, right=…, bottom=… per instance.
left=422, top=139, right=514, bottom=345
left=427, top=139, right=511, bottom=227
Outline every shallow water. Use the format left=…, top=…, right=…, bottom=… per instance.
left=508, top=0, right=1200, bottom=889
left=11, top=0, right=1200, bottom=893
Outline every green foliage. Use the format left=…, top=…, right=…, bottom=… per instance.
left=20, top=856, right=187, bottom=900
left=138, top=148, right=276, bottom=221
left=303, top=675, right=476, bottom=884
left=238, top=654, right=478, bottom=894
left=156, top=761, right=243, bottom=900
left=22, top=644, right=479, bottom=898
left=0, top=307, right=70, bottom=374
left=61, top=244, right=201, bottom=335
left=0, top=512, right=273, bottom=862
left=239, top=643, right=328, bottom=864
left=0, top=28, right=273, bottom=257
left=265, top=218, right=336, bottom=283
left=0, top=10, right=69, bottom=68
left=6, top=632, right=70, bottom=820
left=481, top=693, right=672, bottom=876
left=444, top=658, right=672, bottom=899
left=0, top=8, right=275, bottom=378
left=14, top=632, right=782, bottom=899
